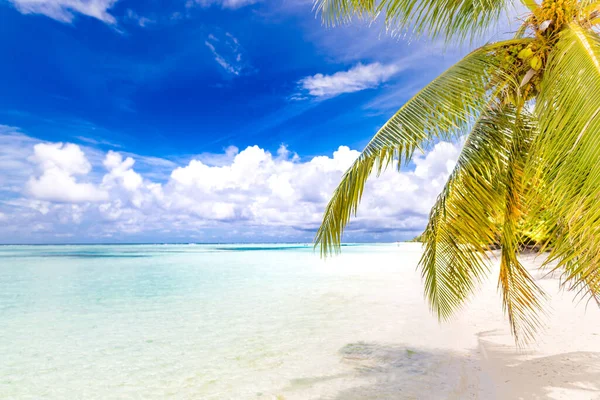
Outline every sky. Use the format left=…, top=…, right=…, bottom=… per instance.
left=0, top=0, right=517, bottom=244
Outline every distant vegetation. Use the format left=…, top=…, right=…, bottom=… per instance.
left=408, top=234, right=423, bottom=243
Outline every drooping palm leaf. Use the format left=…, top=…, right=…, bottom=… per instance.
left=496, top=113, right=546, bottom=343
left=315, top=39, right=530, bottom=255
left=529, top=24, right=600, bottom=304
left=421, top=105, right=545, bottom=342
left=316, top=0, right=514, bottom=42
left=421, top=107, right=507, bottom=324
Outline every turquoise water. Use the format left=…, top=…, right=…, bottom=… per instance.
left=0, top=243, right=443, bottom=399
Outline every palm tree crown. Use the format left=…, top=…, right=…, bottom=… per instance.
left=315, top=0, right=600, bottom=343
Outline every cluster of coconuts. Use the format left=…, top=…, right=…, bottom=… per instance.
left=517, top=45, right=544, bottom=72
left=497, top=0, right=580, bottom=105
left=536, top=0, right=578, bottom=33
left=498, top=43, right=545, bottom=104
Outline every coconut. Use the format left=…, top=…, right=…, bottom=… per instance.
left=530, top=56, right=543, bottom=70
left=518, top=48, right=534, bottom=60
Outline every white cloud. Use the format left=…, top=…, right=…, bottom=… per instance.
left=162, top=142, right=457, bottom=233
left=103, top=151, right=143, bottom=192
left=414, top=141, right=459, bottom=180
left=190, top=0, right=258, bottom=9
left=8, top=0, right=118, bottom=24
left=205, top=41, right=239, bottom=75
left=26, top=143, right=109, bottom=203
left=0, top=126, right=40, bottom=193
left=125, top=9, right=154, bottom=27
left=29, top=142, right=92, bottom=175
left=204, top=32, right=248, bottom=76
left=0, top=129, right=462, bottom=243
left=101, top=151, right=150, bottom=208
left=299, top=62, right=400, bottom=98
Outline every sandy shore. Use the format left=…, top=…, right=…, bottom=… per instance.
left=283, top=250, right=600, bottom=400
left=472, top=252, right=600, bottom=399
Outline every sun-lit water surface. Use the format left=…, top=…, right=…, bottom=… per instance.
left=0, top=243, right=479, bottom=399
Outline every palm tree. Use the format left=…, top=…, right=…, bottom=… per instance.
left=314, top=0, right=600, bottom=343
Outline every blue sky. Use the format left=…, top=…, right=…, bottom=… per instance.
left=0, top=0, right=492, bottom=243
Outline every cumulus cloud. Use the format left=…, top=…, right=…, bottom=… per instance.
left=299, top=62, right=399, bottom=98
left=103, top=151, right=143, bottom=192
left=26, top=143, right=108, bottom=203
left=0, top=129, right=462, bottom=243
left=8, top=0, right=118, bottom=24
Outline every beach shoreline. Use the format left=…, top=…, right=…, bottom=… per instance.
left=1, top=244, right=599, bottom=399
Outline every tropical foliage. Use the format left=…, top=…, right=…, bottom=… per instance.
left=314, top=0, right=600, bottom=343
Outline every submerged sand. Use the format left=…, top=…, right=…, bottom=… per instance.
left=282, top=250, right=600, bottom=400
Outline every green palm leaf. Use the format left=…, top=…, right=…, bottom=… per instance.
left=316, top=0, right=513, bottom=42
left=497, top=113, right=546, bottom=343
left=422, top=105, right=545, bottom=342
left=421, top=107, right=507, bottom=324
left=315, top=39, right=529, bottom=255
left=528, top=24, right=600, bottom=304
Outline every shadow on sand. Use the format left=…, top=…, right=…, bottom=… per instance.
left=323, top=342, right=480, bottom=400
left=476, top=330, right=600, bottom=399
left=284, top=338, right=600, bottom=399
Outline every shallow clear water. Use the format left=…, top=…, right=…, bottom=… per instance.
left=0, top=243, right=471, bottom=399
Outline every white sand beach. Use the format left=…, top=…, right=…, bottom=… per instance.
left=284, top=250, right=600, bottom=400
left=471, top=253, right=600, bottom=400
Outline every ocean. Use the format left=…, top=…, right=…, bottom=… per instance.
left=0, top=243, right=500, bottom=399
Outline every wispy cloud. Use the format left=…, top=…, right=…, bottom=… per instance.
left=8, top=0, right=118, bottom=24
left=205, top=41, right=239, bottom=75
left=125, top=9, right=155, bottom=27
left=187, top=0, right=259, bottom=10
left=298, top=62, right=400, bottom=99
left=204, top=32, right=250, bottom=76
left=75, top=136, right=122, bottom=148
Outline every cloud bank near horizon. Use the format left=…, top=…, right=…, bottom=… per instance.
left=0, top=125, right=460, bottom=243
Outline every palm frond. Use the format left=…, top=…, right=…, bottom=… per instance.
left=316, top=0, right=376, bottom=23
left=515, top=21, right=530, bottom=39
left=496, top=114, right=545, bottom=344
left=582, top=0, right=600, bottom=11
left=529, top=24, right=600, bottom=305
left=316, top=0, right=514, bottom=42
left=420, top=105, right=545, bottom=342
left=421, top=106, right=509, bottom=322
left=315, top=39, right=530, bottom=255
